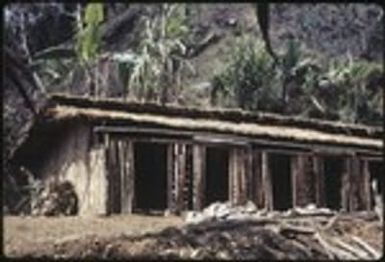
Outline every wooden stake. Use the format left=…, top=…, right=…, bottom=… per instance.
left=262, top=151, right=273, bottom=210
left=193, top=144, right=206, bottom=210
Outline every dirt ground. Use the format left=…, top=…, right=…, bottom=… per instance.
left=3, top=214, right=183, bottom=258
left=3, top=212, right=382, bottom=259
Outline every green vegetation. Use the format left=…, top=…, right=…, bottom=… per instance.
left=112, top=4, right=194, bottom=103
left=5, top=3, right=382, bottom=125
left=210, top=36, right=383, bottom=125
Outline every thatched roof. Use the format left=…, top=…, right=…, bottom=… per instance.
left=42, top=94, right=383, bottom=151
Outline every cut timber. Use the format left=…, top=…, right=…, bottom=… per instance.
left=229, top=148, right=236, bottom=205
left=229, top=147, right=248, bottom=205
left=167, top=144, right=175, bottom=213
left=362, top=160, right=371, bottom=211
left=105, top=137, right=122, bottom=214
left=262, top=152, right=273, bottom=210
left=252, top=149, right=264, bottom=209
left=120, top=140, right=134, bottom=213
left=245, top=147, right=253, bottom=203
left=167, top=143, right=190, bottom=213
left=292, top=154, right=316, bottom=207
left=314, top=155, right=325, bottom=208
left=193, top=144, right=206, bottom=210
left=341, top=157, right=352, bottom=212
left=349, top=155, right=361, bottom=211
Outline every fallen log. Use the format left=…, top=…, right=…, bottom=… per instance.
left=279, top=223, right=316, bottom=235
left=349, top=235, right=381, bottom=259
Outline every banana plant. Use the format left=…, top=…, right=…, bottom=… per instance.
left=75, top=3, right=104, bottom=97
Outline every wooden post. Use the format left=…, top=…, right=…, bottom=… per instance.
left=262, top=151, right=273, bottom=210
left=245, top=147, right=253, bottom=203
left=184, top=145, right=193, bottom=210
left=229, top=148, right=237, bottom=205
left=349, top=155, right=360, bottom=211
left=193, top=144, right=206, bottom=210
left=120, top=140, right=135, bottom=213
left=314, top=155, right=325, bottom=208
left=341, top=157, right=352, bottom=212
left=291, top=154, right=309, bottom=207
left=167, top=143, right=175, bottom=213
left=238, top=148, right=247, bottom=205
left=362, top=159, right=372, bottom=211
left=104, top=133, right=111, bottom=215
left=253, top=149, right=264, bottom=209
left=176, top=144, right=187, bottom=212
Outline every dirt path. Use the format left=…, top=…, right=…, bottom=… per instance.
left=4, top=214, right=183, bottom=257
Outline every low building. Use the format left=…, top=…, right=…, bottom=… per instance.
left=12, top=94, right=383, bottom=216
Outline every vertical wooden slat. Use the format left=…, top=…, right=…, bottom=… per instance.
left=314, top=155, right=325, bottom=207
left=176, top=144, right=187, bottom=212
left=291, top=155, right=298, bottom=208
left=349, top=155, right=360, bottom=211
left=228, top=148, right=234, bottom=205
left=193, top=144, right=206, bottom=210
left=341, top=157, right=351, bottom=212
left=119, top=140, right=127, bottom=213
left=184, top=145, right=193, bottom=210
left=107, top=138, right=121, bottom=214
left=173, top=144, right=179, bottom=212
left=121, top=140, right=134, bottom=214
left=104, top=133, right=111, bottom=215
left=292, top=154, right=309, bottom=207
left=238, top=147, right=248, bottom=205
left=262, top=151, right=273, bottom=210
left=362, top=159, right=372, bottom=211
left=167, top=143, right=174, bottom=212
left=229, top=148, right=242, bottom=205
left=245, top=147, right=253, bottom=202
left=253, top=149, right=264, bottom=209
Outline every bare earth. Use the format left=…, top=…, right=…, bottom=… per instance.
left=3, top=214, right=183, bottom=258
left=3, top=213, right=382, bottom=259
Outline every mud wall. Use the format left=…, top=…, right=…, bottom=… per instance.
left=37, top=122, right=107, bottom=216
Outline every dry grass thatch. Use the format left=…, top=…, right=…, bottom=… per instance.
left=45, top=104, right=382, bottom=150
left=48, top=94, right=382, bottom=139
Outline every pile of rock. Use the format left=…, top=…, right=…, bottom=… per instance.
left=31, top=180, right=78, bottom=216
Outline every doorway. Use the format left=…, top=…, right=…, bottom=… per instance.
left=205, top=146, right=229, bottom=205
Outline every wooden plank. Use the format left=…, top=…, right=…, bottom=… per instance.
left=176, top=144, right=187, bottom=212
left=94, top=127, right=381, bottom=156
left=184, top=145, right=193, bottom=210
left=229, top=148, right=240, bottom=205
left=103, top=133, right=111, bottom=215
left=341, top=157, right=352, bottom=212
left=238, top=148, right=247, bottom=205
left=291, top=155, right=298, bottom=208
left=121, top=140, right=134, bottom=213
left=349, top=155, right=361, bottom=211
left=253, top=149, right=264, bottom=209
left=362, top=159, right=372, bottom=211
left=167, top=143, right=175, bottom=213
left=109, top=139, right=122, bottom=213
left=262, top=152, right=273, bottom=210
left=291, top=154, right=312, bottom=207
left=119, top=140, right=127, bottom=213
left=245, top=147, right=253, bottom=203
left=193, top=144, right=206, bottom=210
left=314, top=155, right=325, bottom=207
left=228, top=148, right=234, bottom=205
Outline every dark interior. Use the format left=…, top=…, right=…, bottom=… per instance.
left=369, top=160, right=383, bottom=208
left=205, top=146, right=229, bottom=205
left=269, top=153, right=293, bottom=210
left=134, top=142, right=168, bottom=212
left=323, top=156, right=343, bottom=210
